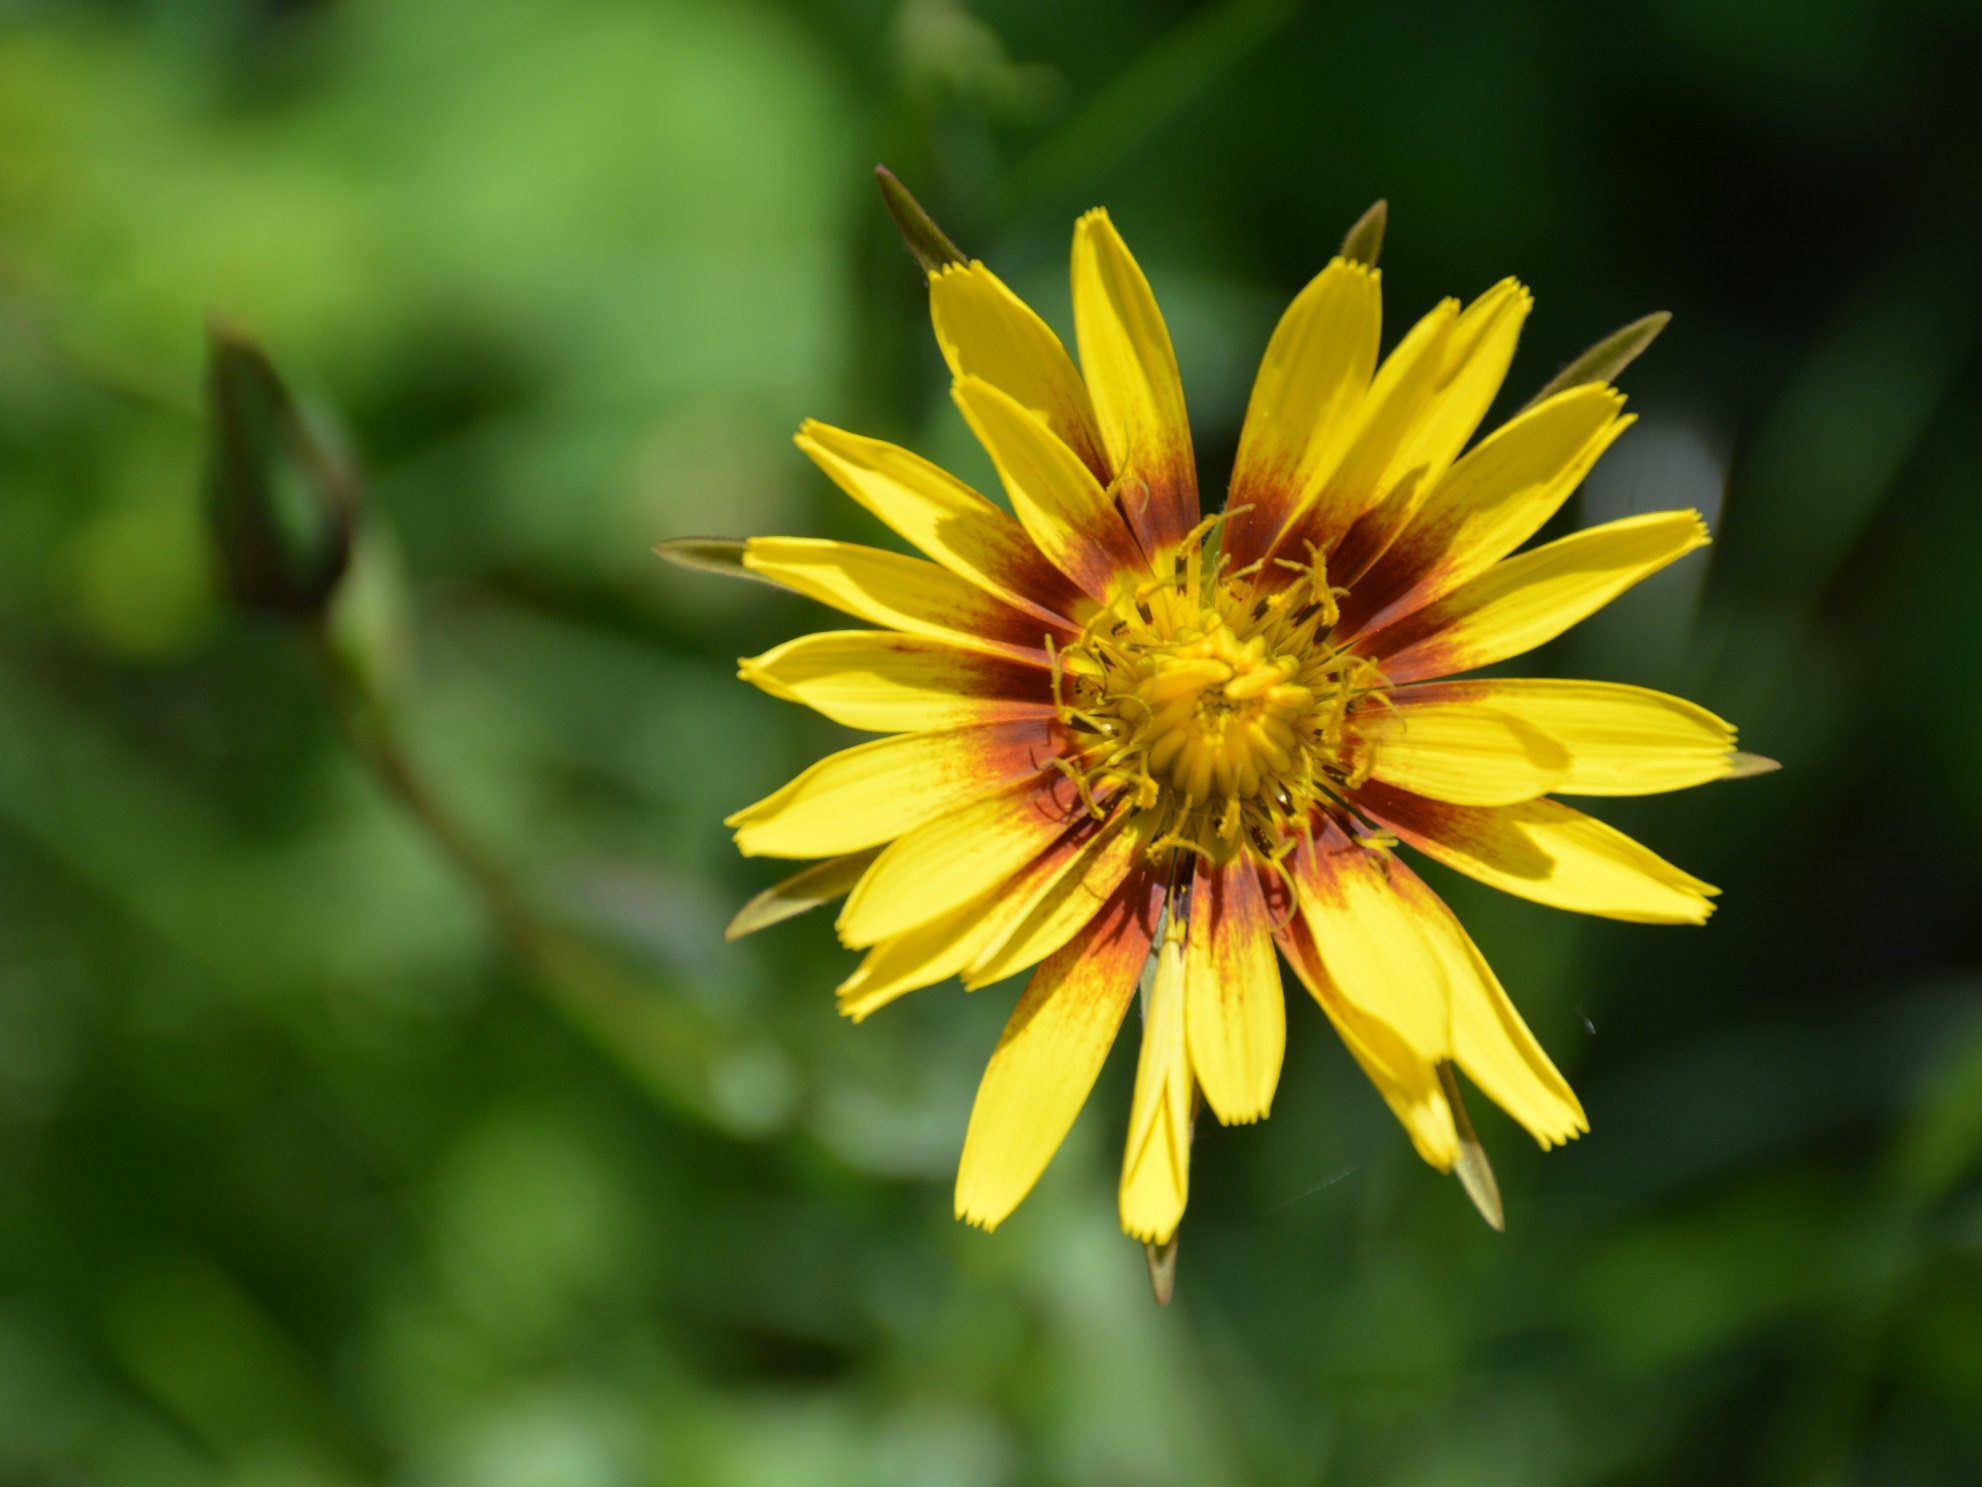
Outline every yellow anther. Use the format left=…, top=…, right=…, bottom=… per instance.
left=1223, top=664, right=1288, bottom=703
left=1144, top=658, right=1231, bottom=705
left=1217, top=796, right=1243, bottom=841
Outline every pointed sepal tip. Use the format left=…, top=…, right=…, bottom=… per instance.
left=1144, top=1234, right=1179, bottom=1306
left=1438, top=1063, right=1505, bottom=1232
left=1340, top=199, right=1388, bottom=267
left=875, top=165, right=966, bottom=274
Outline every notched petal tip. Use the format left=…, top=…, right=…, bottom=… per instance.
left=925, top=257, right=989, bottom=286
left=1473, top=276, right=1533, bottom=312
left=1210, top=1107, right=1268, bottom=1128
left=1123, top=1216, right=1179, bottom=1246
left=1535, top=1110, right=1591, bottom=1152
left=734, top=655, right=788, bottom=698
left=955, top=1203, right=1001, bottom=1233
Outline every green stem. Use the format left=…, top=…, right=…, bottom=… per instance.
left=302, top=617, right=714, bottom=1119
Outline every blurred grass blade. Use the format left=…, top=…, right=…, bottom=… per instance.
left=1012, top=0, right=1297, bottom=204
left=654, top=536, right=784, bottom=588
left=1728, top=265, right=1975, bottom=615
left=1340, top=199, right=1387, bottom=267
left=1892, top=1003, right=1982, bottom=1205
left=727, top=850, right=881, bottom=942
left=1523, top=311, right=1670, bottom=411
left=1723, top=751, right=1782, bottom=780
left=1439, top=1064, right=1504, bottom=1232
left=876, top=165, right=966, bottom=272
left=1144, top=1236, right=1179, bottom=1306
left=205, top=321, right=358, bottom=617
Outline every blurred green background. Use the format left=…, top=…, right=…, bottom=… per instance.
left=5, top=0, right=1982, bottom=1483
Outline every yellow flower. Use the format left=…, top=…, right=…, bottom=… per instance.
left=706, top=207, right=1760, bottom=1247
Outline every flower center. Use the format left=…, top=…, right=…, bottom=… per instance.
left=1052, top=535, right=1385, bottom=864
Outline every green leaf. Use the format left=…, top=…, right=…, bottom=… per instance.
left=875, top=165, right=966, bottom=273
left=1892, top=996, right=1982, bottom=1205
left=1339, top=199, right=1387, bottom=267
left=1523, top=311, right=1671, bottom=411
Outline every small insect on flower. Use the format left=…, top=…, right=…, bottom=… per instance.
left=663, top=183, right=1772, bottom=1267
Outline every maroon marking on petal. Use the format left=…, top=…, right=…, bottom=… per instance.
left=1345, top=593, right=1473, bottom=683
left=1219, top=452, right=1305, bottom=573
left=1047, top=856, right=1168, bottom=997
left=1119, top=438, right=1199, bottom=560
left=1348, top=777, right=1557, bottom=884
left=977, top=543, right=1093, bottom=632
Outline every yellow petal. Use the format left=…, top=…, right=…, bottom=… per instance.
left=1393, top=277, right=1532, bottom=491
left=1384, top=865, right=1587, bottom=1148
left=962, top=814, right=1141, bottom=988
left=1395, top=678, right=1740, bottom=796
left=1223, top=258, right=1381, bottom=568
left=743, top=537, right=1061, bottom=664
left=1119, top=907, right=1193, bottom=1244
left=738, top=630, right=1054, bottom=734
left=1341, top=384, right=1634, bottom=636
left=1367, top=509, right=1711, bottom=683
left=836, top=896, right=1001, bottom=1022
left=1355, top=779, right=1720, bottom=924
left=727, top=717, right=1062, bottom=859
left=837, top=808, right=1121, bottom=1019
left=928, top=261, right=1107, bottom=478
left=952, top=375, right=1148, bottom=600
left=1182, top=860, right=1285, bottom=1124
left=1326, top=280, right=1532, bottom=587
left=1290, top=819, right=1451, bottom=1060
left=1275, top=904, right=1458, bottom=1169
left=837, top=774, right=1085, bottom=948
left=1071, top=208, right=1197, bottom=555
left=1356, top=699, right=1571, bottom=807
left=955, top=867, right=1164, bottom=1230
left=1279, top=297, right=1459, bottom=567
left=795, top=421, right=1083, bottom=624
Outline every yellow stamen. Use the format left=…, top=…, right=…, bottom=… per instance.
left=1049, top=522, right=1390, bottom=865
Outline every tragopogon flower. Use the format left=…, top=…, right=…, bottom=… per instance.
left=682, top=202, right=1765, bottom=1251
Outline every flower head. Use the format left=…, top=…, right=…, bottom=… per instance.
left=696, top=204, right=1762, bottom=1250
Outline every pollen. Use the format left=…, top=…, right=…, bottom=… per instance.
left=1053, top=533, right=1384, bottom=865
